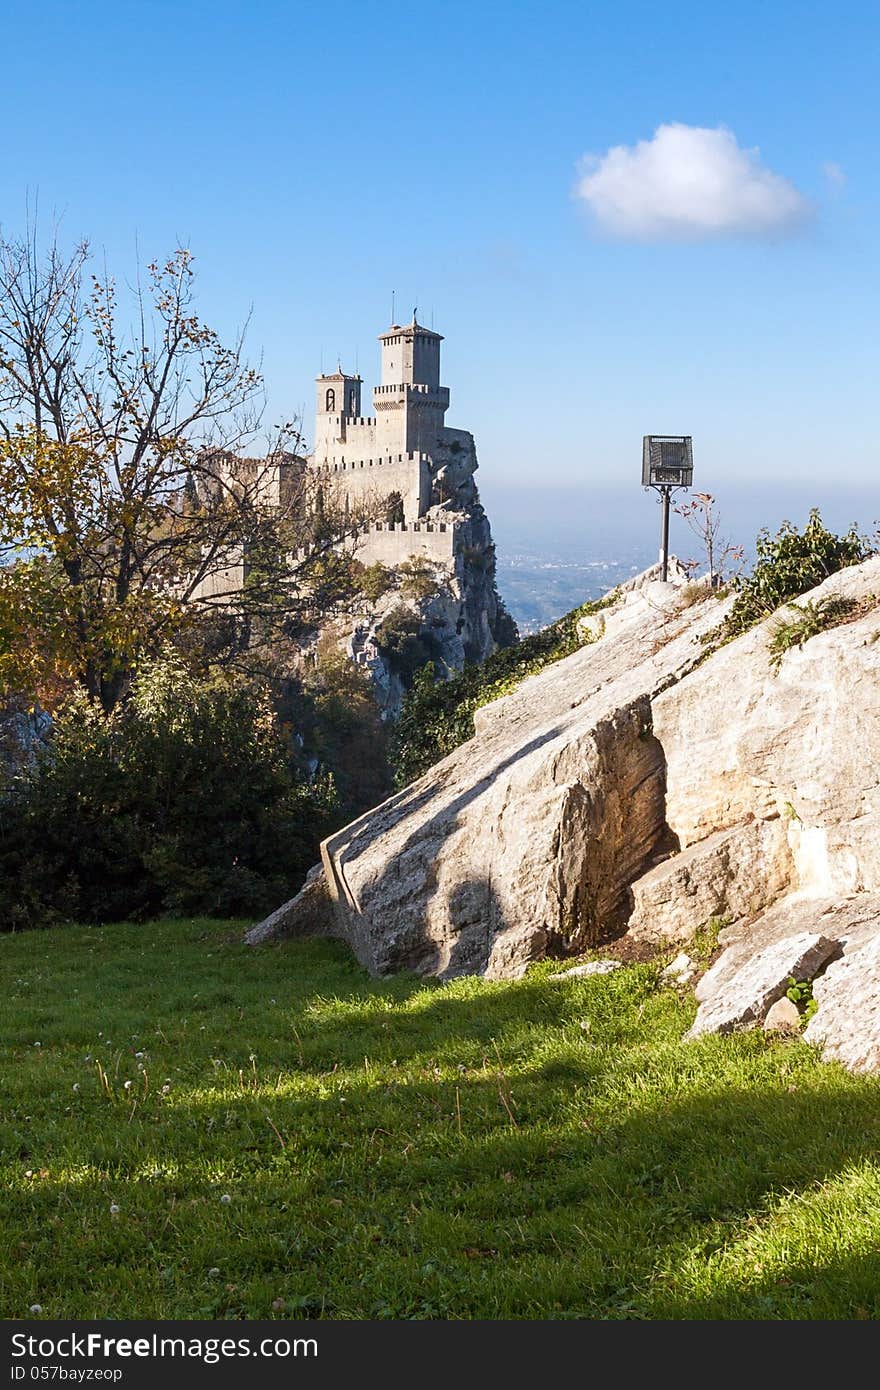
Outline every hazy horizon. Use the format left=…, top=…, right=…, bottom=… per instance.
left=485, top=478, right=880, bottom=630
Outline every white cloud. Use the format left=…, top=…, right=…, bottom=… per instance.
left=822, top=161, right=846, bottom=187
left=574, top=123, right=812, bottom=241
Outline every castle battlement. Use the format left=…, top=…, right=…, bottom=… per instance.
left=291, top=515, right=457, bottom=568
left=373, top=382, right=448, bottom=397
left=365, top=519, right=452, bottom=534
left=319, top=451, right=432, bottom=473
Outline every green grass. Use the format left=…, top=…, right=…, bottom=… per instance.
left=3, top=919, right=880, bottom=1321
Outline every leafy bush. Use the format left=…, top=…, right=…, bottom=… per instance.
left=285, top=637, right=392, bottom=818
left=374, top=606, right=442, bottom=686
left=767, top=595, right=861, bottom=670
left=0, top=655, right=338, bottom=929
left=354, top=561, right=394, bottom=604
left=390, top=595, right=614, bottom=785
left=398, top=558, right=442, bottom=603
left=719, top=510, right=869, bottom=643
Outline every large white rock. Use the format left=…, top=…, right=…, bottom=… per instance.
left=625, top=819, right=791, bottom=943
left=651, top=556, right=880, bottom=891
left=248, top=554, right=880, bottom=1071
left=804, top=932, right=880, bottom=1071
left=313, top=578, right=725, bottom=977
left=687, top=931, right=838, bottom=1037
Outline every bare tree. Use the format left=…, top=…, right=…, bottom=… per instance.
left=0, top=228, right=375, bottom=709
left=674, top=492, right=745, bottom=589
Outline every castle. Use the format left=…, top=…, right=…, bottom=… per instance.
left=309, top=315, right=475, bottom=567
left=191, top=314, right=512, bottom=674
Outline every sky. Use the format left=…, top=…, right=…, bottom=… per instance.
left=2, top=0, right=878, bottom=551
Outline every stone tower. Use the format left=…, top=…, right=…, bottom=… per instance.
left=313, top=368, right=363, bottom=461
left=374, top=319, right=450, bottom=455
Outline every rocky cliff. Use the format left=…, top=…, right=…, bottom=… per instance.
left=247, top=554, right=880, bottom=1072
left=330, top=430, right=514, bottom=717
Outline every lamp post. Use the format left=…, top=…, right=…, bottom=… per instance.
left=642, top=436, right=693, bottom=582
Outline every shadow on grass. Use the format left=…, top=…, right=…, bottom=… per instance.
left=7, top=929, right=880, bottom=1317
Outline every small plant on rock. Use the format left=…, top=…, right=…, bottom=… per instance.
left=687, top=916, right=727, bottom=965
left=785, top=976, right=818, bottom=1025
left=767, top=595, right=860, bottom=670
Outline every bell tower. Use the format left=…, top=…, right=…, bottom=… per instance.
left=313, top=369, right=363, bottom=462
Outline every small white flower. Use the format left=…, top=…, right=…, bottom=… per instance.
left=208, top=1267, right=221, bottom=1278
left=29, top=1304, right=42, bottom=1314
left=123, top=1080, right=133, bottom=1090
left=84, top=1055, right=92, bottom=1063
left=72, top=1084, right=80, bottom=1093
left=161, top=1085, right=170, bottom=1095
left=33, top=1041, right=41, bottom=1048
left=24, top=1170, right=33, bottom=1178
left=137, top=1063, right=144, bottom=1072
left=135, top=1051, right=144, bottom=1059
left=220, top=1193, right=232, bottom=1204
left=110, top=1204, right=120, bottom=1215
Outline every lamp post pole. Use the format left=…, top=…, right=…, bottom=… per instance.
left=659, top=486, right=672, bottom=583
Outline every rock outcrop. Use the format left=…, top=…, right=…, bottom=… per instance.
left=248, top=573, right=725, bottom=969
left=247, top=552, right=880, bottom=1070
left=803, top=932, right=880, bottom=1072
left=687, top=930, right=839, bottom=1037
left=327, top=437, right=514, bottom=719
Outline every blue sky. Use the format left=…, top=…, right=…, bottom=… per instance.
left=2, top=0, right=877, bottom=542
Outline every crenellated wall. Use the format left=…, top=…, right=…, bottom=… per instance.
left=293, top=518, right=457, bottom=569
left=317, top=452, right=432, bottom=521
left=351, top=519, right=456, bottom=567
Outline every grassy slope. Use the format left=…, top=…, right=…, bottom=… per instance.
left=3, top=919, right=880, bottom=1321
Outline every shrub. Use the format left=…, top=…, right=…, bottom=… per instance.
left=719, top=510, right=869, bottom=644
left=374, top=607, right=442, bottom=686
left=785, top=976, right=818, bottom=1024
left=398, top=558, right=442, bottom=603
left=288, top=640, right=392, bottom=818
left=0, top=655, right=338, bottom=929
left=767, top=595, right=861, bottom=670
left=355, top=562, right=394, bottom=604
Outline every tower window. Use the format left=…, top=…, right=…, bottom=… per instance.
left=325, top=388, right=336, bottom=411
